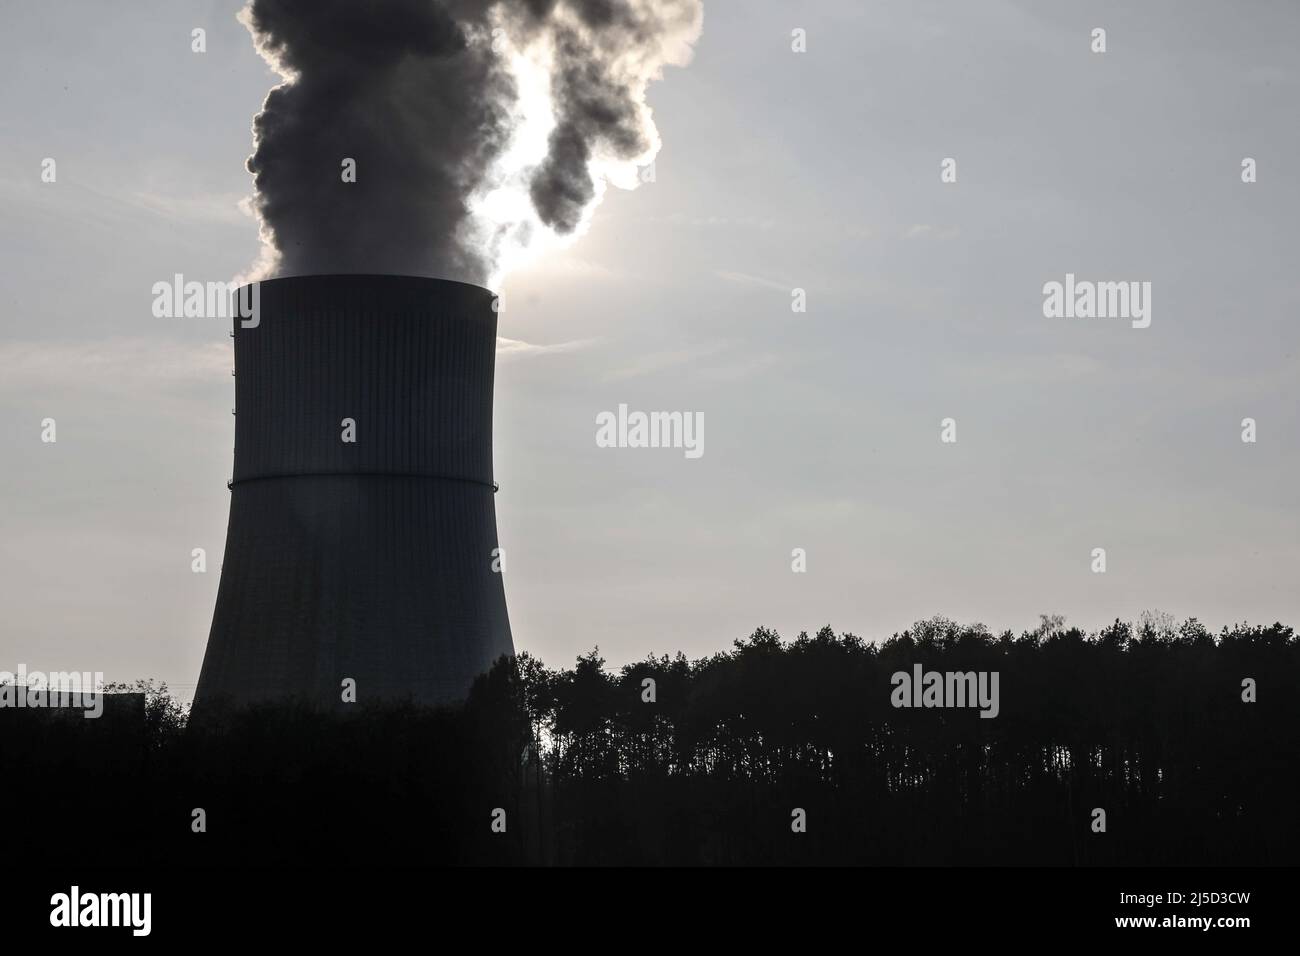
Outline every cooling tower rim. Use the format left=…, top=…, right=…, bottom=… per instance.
left=237, top=273, right=497, bottom=300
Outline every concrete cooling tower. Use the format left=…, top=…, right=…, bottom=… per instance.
left=194, top=275, right=513, bottom=711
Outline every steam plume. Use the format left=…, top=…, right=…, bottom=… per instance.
left=240, top=0, right=703, bottom=288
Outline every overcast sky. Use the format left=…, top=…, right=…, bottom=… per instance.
left=3, top=1, right=1298, bottom=701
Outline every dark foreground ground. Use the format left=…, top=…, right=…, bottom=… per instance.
left=3, top=616, right=1297, bottom=866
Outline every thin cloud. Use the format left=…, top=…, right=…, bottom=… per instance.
left=644, top=213, right=776, bottom=231
left=602, top=341, right=731, bottom=382
left=496, top=336, right=597, bottom=360
left=716, top=270, right=791, bottom=292
left=0, top=338, right=231, bottom=392
left=122, top=190, right=252, bottom=226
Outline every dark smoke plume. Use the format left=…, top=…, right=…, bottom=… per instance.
left=240, top=0, right=703, bottom=287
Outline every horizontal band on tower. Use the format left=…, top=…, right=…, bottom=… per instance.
left=226, top=471, right=499, bottom=492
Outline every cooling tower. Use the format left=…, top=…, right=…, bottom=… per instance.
left=194, top=275, right=513, bottom=711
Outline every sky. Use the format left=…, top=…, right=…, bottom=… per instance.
left=2, top=1, right=1298, bottom=702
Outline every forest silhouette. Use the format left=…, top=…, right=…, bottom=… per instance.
left=3, top=615, right=1296, bottom=866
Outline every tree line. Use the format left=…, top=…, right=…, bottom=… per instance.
left=2, top=614, right=1296, bottom=865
